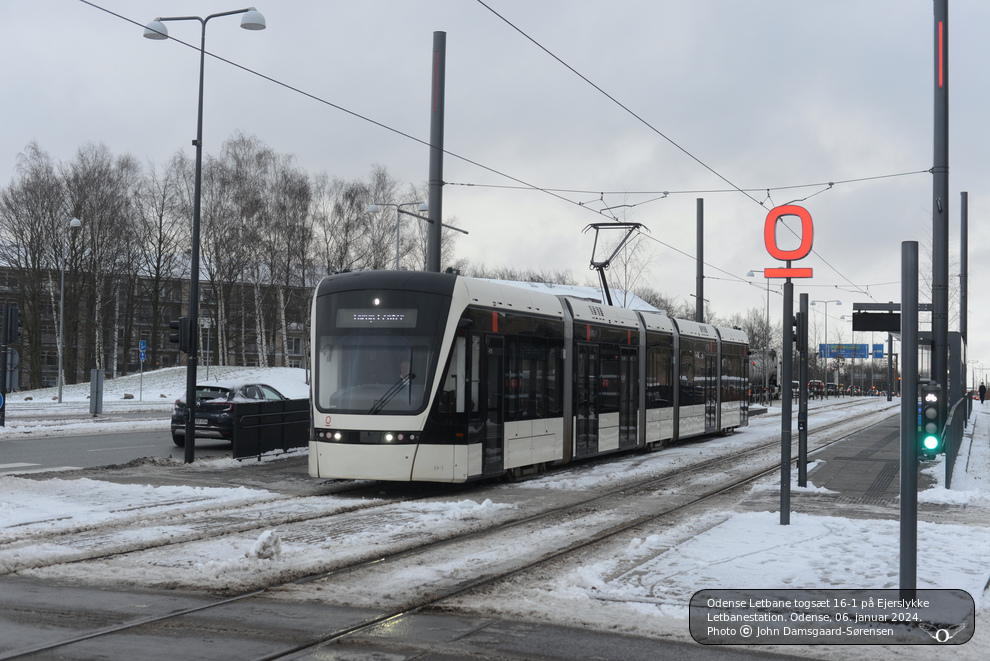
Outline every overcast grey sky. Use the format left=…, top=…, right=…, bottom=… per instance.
left=4, top=1, right=990, bottom=378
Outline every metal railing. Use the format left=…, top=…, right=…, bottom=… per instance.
left=942, top=396, right=968, bottom=488
left=231, top=398, right=309, bottom=460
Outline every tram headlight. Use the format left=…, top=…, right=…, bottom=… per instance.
left=379, top=432, right=416, bottom=443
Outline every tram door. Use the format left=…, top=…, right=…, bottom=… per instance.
left=483, top=336, right=504, bottom=474
left=575, top=343, right=599, bottom=458
left=704, top=353, right=717, bottom=433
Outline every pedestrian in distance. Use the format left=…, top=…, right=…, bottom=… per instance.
left=979, top=382, right=986, bottom=404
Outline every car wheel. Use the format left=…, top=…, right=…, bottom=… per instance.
left=172, top=433, right=185, bottom=447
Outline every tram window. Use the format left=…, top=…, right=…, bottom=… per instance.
left=506, top=341, right=519, bottom=421
left=679, top=338, right=707, bottom=407
left=646, top=333, right=673, bottom=408
left=470, top=335, right=481, bottom=415
left=505, top=337, right=548, bottom=421
left=721, top=343, right=747, bottom=403
left=313, top=288, right=448, bottom=415
left=546, top=342, right=563, bottom=417
left=599, top=346, right=620, bottom=414
left=438, top=336, right=468, bottom=414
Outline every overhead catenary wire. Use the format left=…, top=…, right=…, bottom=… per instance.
left=472, top=0, right=913, bottom=304
left=446, top=169, right=929, bottom=200
left=80, top=0, right=904, bottom=307
left=77, top=0, right=595, bottom=214
left=474, top=0, right=766, bottom=209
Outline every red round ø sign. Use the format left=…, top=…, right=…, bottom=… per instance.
left=763, top=204, right=814, bottom=278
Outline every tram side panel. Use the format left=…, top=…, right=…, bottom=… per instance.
left=562, top=298, right=644, bottom=461
left=443, top=288, right=568, bottom=477
left=671, top=319, right=721, bottom=439
left=639, top=314, right=677, bottom=446
left=716, top=326, right=749, bottom=430
left=501, top=326, right=566, bottom=471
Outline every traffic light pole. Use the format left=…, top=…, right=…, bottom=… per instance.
left=169, top=317, right=194, bottom=461
left=0, top=303, right=20, bottom=427
left=797, top=293, right=809, bottom=487
left=900, top=241, right=919, bottom=600
left=0, top=304, right=8, bottom=427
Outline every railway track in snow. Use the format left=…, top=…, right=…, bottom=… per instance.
left=0, top=400, right=897, bottom=660
left=0, top=399, right=891, bottom=577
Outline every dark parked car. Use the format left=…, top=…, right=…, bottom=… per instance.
left=171, top=382, right=287, bottom=446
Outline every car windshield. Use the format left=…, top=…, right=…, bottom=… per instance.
left=196, top=387, right=232, bottom=402
left=314, top=288, right=449, bottom=415
left=234, top=384, right=285, bottom=401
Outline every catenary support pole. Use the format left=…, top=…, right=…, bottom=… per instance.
left=426, top=31, right=446, bottom=273
left=960, top=191, right=968, bottom=343
left=932, top=0, right=949, bottom=400
left=696, top=198, right=704, bottom=323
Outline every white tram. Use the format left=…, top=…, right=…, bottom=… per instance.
left=309, top=271, right=748, bottom=483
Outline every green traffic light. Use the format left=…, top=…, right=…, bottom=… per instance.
left=922, top=435, right=940, bottom=451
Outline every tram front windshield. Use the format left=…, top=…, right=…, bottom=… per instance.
left=315, top=289, right=449, bottom=415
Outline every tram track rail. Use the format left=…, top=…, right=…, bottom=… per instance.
left=0, top=398, right=889, bottom=576
left=0, top=401, right=897, bottom=660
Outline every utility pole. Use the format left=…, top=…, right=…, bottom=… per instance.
left=696, top=198, right=704, bottom=323
left=426, top=31, right=446, bottom=273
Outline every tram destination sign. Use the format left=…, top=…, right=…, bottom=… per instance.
left=337, top=308, right=418, bottom=328
left=852, top=311, right=900, bottom=332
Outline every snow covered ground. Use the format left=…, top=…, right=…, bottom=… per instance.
left=0, top=366, right=310, bottom=438
left=0, top=372, right=988, bottom=659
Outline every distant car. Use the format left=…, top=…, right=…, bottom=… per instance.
left=171, top=382, right=287, bottom=446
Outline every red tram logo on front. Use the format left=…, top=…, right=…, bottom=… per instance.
left=762, top=204, right=814, bottom=279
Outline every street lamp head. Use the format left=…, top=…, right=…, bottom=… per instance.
left=367, top=204, right=380, bottom=213
left=417, top=203, right=429, bottom=213
left=240, top=8, right=266, bottom=30
left=69, top=217, right=81, bottom=229
left=143, top=19, right=169, bottom=40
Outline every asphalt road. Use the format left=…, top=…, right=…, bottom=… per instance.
left=0, top=428, right=233, bottom=475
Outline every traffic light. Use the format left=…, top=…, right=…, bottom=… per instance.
left=169, top=317, right=191, bottom=354
left=919, top=382, right=943, bottom=458
left=795, top=311, right=808, bottom=355
left=3, top=305, right=19, bottom=344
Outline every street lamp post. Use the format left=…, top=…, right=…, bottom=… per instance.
left=145, top=7, right=265, bottom=463
left=57, top=217, right=81, bottom=403
left=367, top=202, right=469, bottom=270
left=811, top=299, right=841, bottom=398
left=747, top=270, right=771, bottom=406
left=367, top=202, right=428, bottom=269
